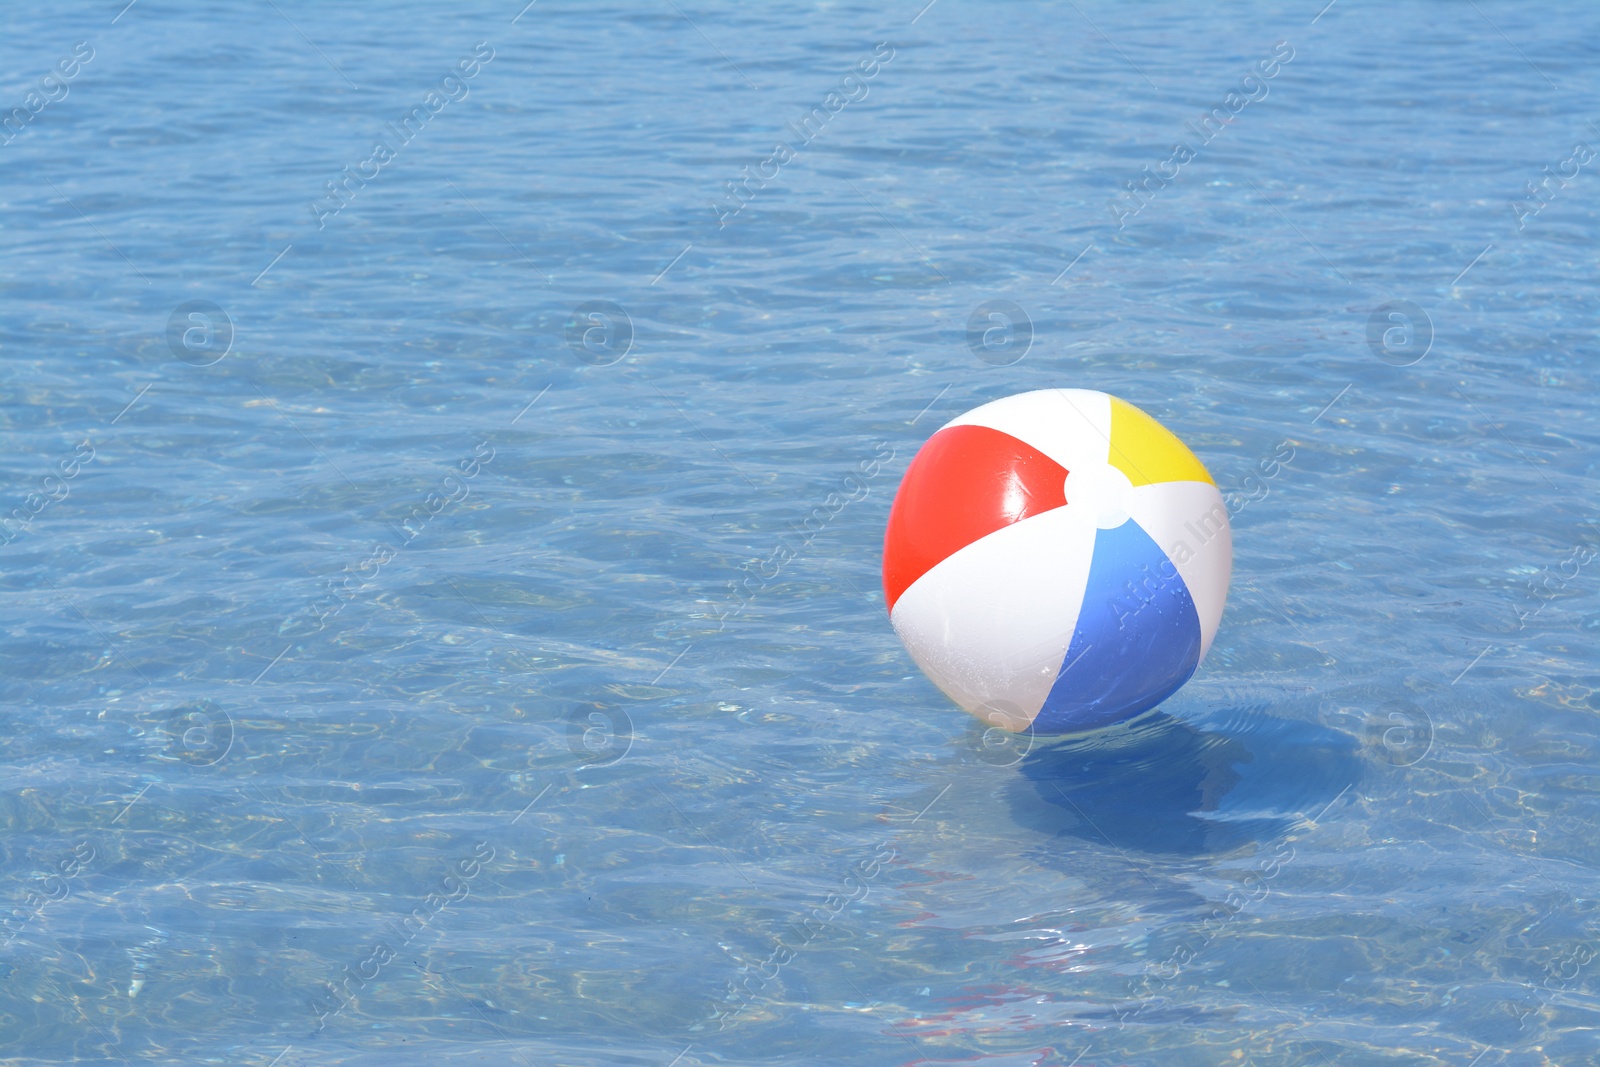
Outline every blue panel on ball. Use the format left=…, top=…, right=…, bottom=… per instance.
left=1033, top=519, right=1202, bottom=733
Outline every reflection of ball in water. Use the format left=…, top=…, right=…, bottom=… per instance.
left=883, top=389, right=1231, bottom=734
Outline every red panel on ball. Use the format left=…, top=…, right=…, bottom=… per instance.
left=882, top=424, right=1069, bottom=611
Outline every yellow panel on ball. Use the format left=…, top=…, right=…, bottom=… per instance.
left=1108, top=396, right=1215, bottom=487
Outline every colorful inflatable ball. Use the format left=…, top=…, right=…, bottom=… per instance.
left=882, top=389, right=1230, bottom=734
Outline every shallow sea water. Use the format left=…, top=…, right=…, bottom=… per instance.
left=2, top=1, right=1599, bottom=1064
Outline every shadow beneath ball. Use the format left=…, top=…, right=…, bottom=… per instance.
left=1007, top=707, right=1361, bottom=858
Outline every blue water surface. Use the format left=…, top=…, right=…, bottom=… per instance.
left=2, top=1, right=1599, bottom=1064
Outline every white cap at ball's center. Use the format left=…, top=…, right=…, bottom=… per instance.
left=1065, top=462, right=1134, bottom=530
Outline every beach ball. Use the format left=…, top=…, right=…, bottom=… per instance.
left=883, top=389, right=1230, bottom=734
